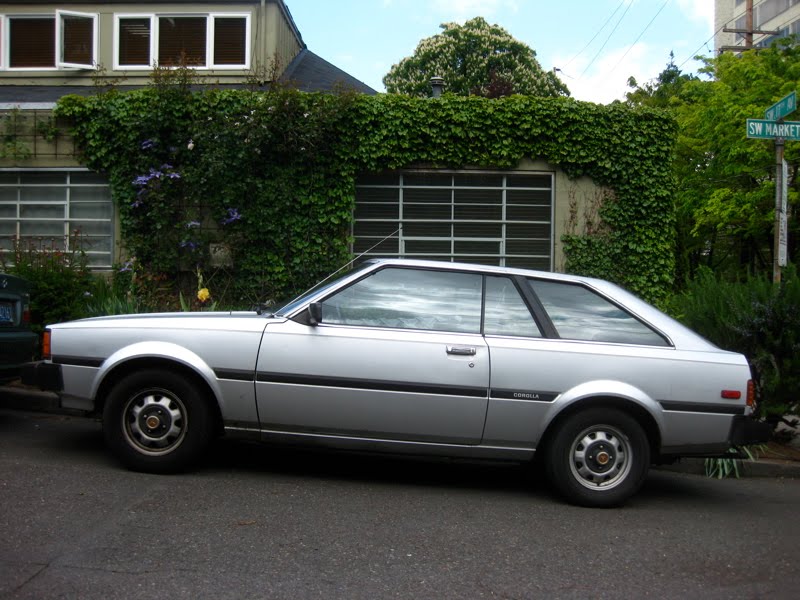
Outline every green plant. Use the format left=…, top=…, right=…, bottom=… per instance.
left=668, top=266, right=800, bottom=417
left=705, top=445, right=765, bottom=479
left=0, top=232, right=93, bottom=336
left=82, top=274, right=144, bottom=316
left=0, top=109, right=31, bottom=159
left=34, top=117, right=60, bottom=142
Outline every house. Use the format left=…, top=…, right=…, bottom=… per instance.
left=1, top=3, right=668, bottom=286
left=0, top=0, right=374, bottom=269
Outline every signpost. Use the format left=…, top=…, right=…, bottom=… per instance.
left=746, top=91, right=797, bottom=282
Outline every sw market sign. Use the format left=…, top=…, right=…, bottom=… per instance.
left=746, top=119, right=800, bottom=140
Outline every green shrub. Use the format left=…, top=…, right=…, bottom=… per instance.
left=668, top=266, right=800, bottom=418
left=1, top=233, right=93, bottom=335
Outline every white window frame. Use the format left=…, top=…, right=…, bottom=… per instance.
left=56, top=9, right=98, bottom=70
left=0, top=16, right=5, bottom=69
left=3, top=14, right=56, bottom=71
left=113, top=12, right=251, bottom=70
left=113, top=13, right=155, bottom=70
left=209, top=13, right=251, bottom=70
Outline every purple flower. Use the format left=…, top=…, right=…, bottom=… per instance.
left=222, top=208, right=242, bottom=225
left=167, top=172, right=181, bottom=180
left=119, top=259, right=135, bottom=272
left=180, top=241, right=199, bottom=250
left=140, top=139, right=156, bottom=150
left=132, top=168, right=163, bottom=187
left=131, top=199, right=143, bottom=208
left=186, top=221, right=201, bottom=229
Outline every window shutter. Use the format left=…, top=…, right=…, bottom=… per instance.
left=213, top=17, right=246, bottom=65
left=10, top=17, right=55, bottom=68
left=158, top=17, right=206, bottom=66
left=119, top=18, right=151, bottom=66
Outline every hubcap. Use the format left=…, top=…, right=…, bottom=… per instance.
left=123, top=389, right=187, bottom=456
left=569, top=425, right=632, bottom=490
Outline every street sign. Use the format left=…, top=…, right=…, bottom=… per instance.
left=765, top=91, right=797, bottom=121
left=746, top=119, right=800, bottom=140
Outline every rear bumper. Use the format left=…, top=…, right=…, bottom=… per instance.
left=729, top=415, right=772, bottom=446
left=21, top=361, right=63, bottom=392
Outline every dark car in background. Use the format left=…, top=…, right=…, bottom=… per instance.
left=0, top=273, right=37, bottom=382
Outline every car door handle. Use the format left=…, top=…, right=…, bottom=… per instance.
left=446, top=346, right=476, bottom=356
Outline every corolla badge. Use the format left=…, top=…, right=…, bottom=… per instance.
left=0, top=277, right=7, bottom=289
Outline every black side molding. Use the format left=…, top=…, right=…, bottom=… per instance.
left=21, top=361, right=63, bottom=392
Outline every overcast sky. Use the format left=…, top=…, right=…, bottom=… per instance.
left=287, top=0, right=715, bottom=103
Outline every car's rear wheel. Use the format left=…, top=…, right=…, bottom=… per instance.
left=545, top=408, right=650, bottom=507
left=103, top=369, right=215, bottom=473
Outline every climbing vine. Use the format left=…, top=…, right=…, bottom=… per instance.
left=56, top=83, right=675, bottom=305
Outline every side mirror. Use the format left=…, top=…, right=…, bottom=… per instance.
left=308, top=302, right=322, bottom=326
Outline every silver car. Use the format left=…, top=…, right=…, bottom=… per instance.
left=23, top=259, right=770, bottom=507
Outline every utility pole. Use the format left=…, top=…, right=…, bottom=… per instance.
left=720, top=0, right=779, bottom=53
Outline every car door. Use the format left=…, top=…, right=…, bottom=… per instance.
left=255, top=266, right=489, bottom=444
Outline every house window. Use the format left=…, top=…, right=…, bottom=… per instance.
left=115, top=13, right=250, bottom=69
left=118, top=17, right=152, bottom=66
left=56, top=10, right=97, bottom=69
left=8, top=17, right=55, bottom=68
left=0, top=171, right=114, bottom=269
left=214, top=17, right=247, bottom=65
left=4, top=12, right=97, bottom=70
left=158, top=16, right=206, bottom=66
left=353, top=172, right=553, bottom=270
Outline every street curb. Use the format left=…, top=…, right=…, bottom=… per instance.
left=654, top=457, right=800, bottom=478
left=0, top=384, right=61, bottom=412
left=2, top=384, right=800, bottom=478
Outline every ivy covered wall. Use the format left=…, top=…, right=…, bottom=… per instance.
left=55, top=84, right=676, bottom=305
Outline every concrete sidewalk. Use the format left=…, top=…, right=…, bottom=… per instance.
left=2, top=382, right=799, bottom=479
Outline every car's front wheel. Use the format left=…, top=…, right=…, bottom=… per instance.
left=545, top=408, right=650, bottom=507
left=103, top=369, right=215, bottom=473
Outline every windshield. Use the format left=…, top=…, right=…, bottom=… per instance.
left=273, top=261, right=374, bottom=316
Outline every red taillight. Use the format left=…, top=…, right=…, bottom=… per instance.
left=746, top=380, right=756, bottom=409
left=42, top=330, right=51, bottom=360
left=721, top=390, right=742, bottom=400
left=22, top=307, right=31, bottom=324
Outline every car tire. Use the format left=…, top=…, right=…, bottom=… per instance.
left=103, top=369, right=215, bottom=473
left=544, top=408, right=650, bottom=508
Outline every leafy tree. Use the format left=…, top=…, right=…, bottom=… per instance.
left=383, top=17, right=568, bottom=98
left=626, top=52, right=696, bottom=109
left=628, top=42, right=800, bottom=281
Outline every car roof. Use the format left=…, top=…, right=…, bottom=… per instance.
left=363, top=258, right=594, bottom=284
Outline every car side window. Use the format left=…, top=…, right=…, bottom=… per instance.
left=321, top=267, right=483, bottom=333
left=484, top=276, right=542, bottom=338
left=527, top=279, right=669, bottom=346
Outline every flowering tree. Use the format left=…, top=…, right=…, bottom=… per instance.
left=383, top=17, right=568, bottom=98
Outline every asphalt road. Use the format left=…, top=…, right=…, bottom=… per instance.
left=1, top=408, right=799, bottom=600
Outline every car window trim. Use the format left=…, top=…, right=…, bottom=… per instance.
left=513, top=274, right=559, bottom=338
left=523, top=277, right=674, bottom=347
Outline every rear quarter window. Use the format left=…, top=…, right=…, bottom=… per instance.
left=527, top=279, right=669, bottom=346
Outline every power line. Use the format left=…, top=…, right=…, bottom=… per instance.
left=580, top=0, right=633, bottom=78
left=563, top=0, right=626, bottom=70
left=609, top=0, right=671, bottom=74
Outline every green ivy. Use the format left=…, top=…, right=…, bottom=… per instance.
left=56, top=86, right=676, bottom=305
